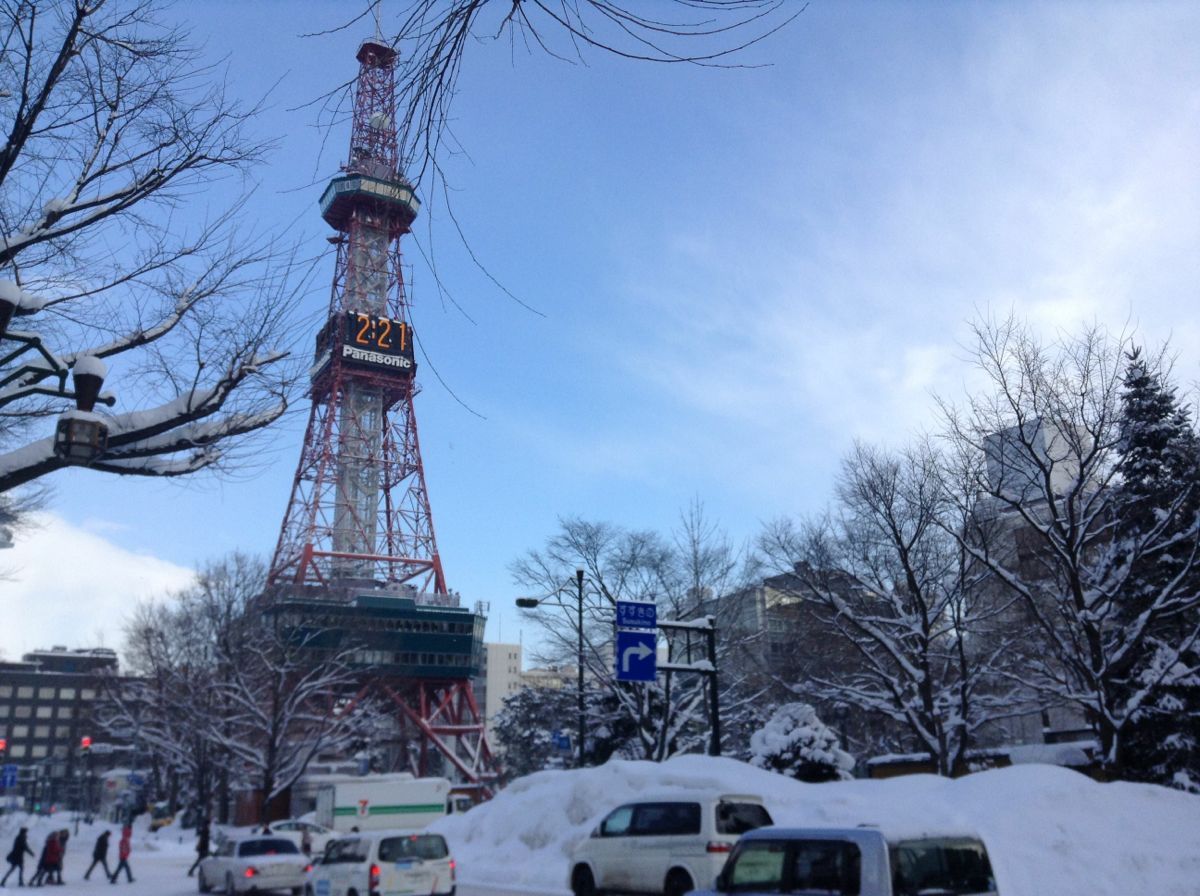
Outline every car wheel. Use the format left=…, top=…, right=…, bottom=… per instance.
left=197, top=869, right=211, bottom=893
left=664, top=869, right=694, bottom=896
left=572, top=865, right=598, bottom=896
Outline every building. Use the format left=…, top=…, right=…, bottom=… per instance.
left=475, top=642, right=523, bottom=746
left=0, top=646, right=119, bottom=810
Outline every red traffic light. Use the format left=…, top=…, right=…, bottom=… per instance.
left=80, top=736, right=92, bottom=750
left=0, top=737, right=6, bottom=752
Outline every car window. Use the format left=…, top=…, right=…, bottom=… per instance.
left=323, top=839, right=368, bottom=864
left=890, top=838, right=994, bottom=896
left=599, top=806, right=634, bottom=837
left=273, top=822, right=296, bottom=832
left=792, top=841, right=860, bottom=895
left=715, top=801, right=773, bottom=835
left=632, top=802, right=701, bottom=836
left=238, top=839, right=300, bottom=857
left=379, top=834, right=449, bottom=862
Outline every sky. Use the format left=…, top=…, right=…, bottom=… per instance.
left=2, top=1, right=1199, bottom=663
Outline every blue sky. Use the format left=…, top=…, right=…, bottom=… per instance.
left=3, top=1, right=1199, bottom=661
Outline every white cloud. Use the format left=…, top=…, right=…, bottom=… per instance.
left=0, top=513, right=195, bottom=663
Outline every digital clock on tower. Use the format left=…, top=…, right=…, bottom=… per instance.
left=342, top=310, right=416, bottom=372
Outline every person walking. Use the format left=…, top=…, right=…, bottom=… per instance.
left=27, top=832, right=58, bottom=887
left=109, top=827, right=133, bottom=884
left=1, top=827, right=35, bottom=887
left=51, top=830, right=68, bottom=885
left=83, top=830, right=111, bottom=882
left=186, top=819, right=209, bottom=877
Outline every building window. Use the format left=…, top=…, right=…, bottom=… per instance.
left=56, top=707, right=72, bottom=719
left=54, top=726, right=70, bottom=739
left=52, top=746, right=68, bottom=759
left=59, top=688, right=76, bottom=700
left=37, top=687, right=55, bottom=700
left=9, top=745, right=25, bottom=758
left=12, top=725, right=28, bottom=738
left=36, top=707, right=52, bottom=719
left=31, top=745, right=47, bottom=759
left=14, top=706, right=31, bottom=719
left=34, top=725, right=49, bottom=738
left=81, top=689, right=96, bottom=700
left=17, top=687, right=33, bottom=699
left=0, top=686, right=11, bottom=698
left=0, top=706, right=9, bottom=718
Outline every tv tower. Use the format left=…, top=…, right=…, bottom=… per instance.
left=266, top=36, right=495, bottom=792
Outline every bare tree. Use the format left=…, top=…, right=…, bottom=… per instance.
left=103, top=554, right=371, bottom=825
left=512, top=507, right=757, bottom=761
left=759, top=440, right=1028, bottom=776
left=324, top=1, right=802, bottom=182
left=0, top=0, right=306, bottom=497
left=937, top=316, right=1200, bottom=774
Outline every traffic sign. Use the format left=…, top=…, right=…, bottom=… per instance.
left=0, top=764, right=16, bottom=789
left=615, top=630, right=657, bottom=682
left=551, top=730, right=571, bottom=751
left=616, top=600, right=656, bottom=630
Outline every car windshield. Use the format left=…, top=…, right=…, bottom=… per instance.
left=890, top=838, right=995, bottom=896
left=723, top=839, right=861, bottom=895
left=716, top=801, right=773, bottom=835
left=379, top=834, right=449, bottom=862
left=238, top=839, right=300, bottom=857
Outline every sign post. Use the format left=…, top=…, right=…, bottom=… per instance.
left=614, top=600, right=657, bottom=683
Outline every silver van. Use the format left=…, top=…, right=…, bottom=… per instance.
left=691, top=826, right=998, bottom=896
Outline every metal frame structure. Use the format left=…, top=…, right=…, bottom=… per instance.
left=266, top=37, right=495, bottom=793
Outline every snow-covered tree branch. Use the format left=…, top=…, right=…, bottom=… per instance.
left=0, top=0, right=308, bottom=501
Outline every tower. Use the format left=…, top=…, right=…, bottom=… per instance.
left=267, top=38, right=495, bottom=794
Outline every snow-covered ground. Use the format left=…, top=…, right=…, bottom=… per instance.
left=430, top=755, right=1200, bottom=896
left=3, top=757, right=1197, bottom=896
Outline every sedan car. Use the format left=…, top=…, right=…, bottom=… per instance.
left=198, top=835, right=311, bottom=895
left=268, top=820, right=336, bottom=856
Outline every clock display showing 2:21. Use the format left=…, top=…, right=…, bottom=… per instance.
left=344, top=310, right=414, bottom=360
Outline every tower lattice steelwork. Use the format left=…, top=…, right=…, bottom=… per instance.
left=267, top=38, right=495, bottom=794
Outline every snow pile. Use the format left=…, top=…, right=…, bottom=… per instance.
left=430, top=755, right=1200, bottom=896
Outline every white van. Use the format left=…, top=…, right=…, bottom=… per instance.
left=569, top=792, right=773, bottom=896
left=307, top=830, right=455, bottom=896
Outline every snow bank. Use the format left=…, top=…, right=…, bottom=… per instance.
left=429, top=755, right=1200, bottom=896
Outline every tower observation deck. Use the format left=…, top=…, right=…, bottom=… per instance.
left=266, top=38, right=496, bottom=794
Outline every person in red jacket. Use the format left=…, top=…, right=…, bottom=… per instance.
left=28, top=831, right=60, bottom=887
left=109, top=826, right=134, bottom=884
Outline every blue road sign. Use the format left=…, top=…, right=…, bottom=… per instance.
left=0, top=764, right=16, bottom=789
left=551, top=731, right=571, bottom=751
left=615, top=630, right=657, bottom=682
left=616, top=600, right=657, bottom=630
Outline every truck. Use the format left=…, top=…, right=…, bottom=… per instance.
left=314, top=773, right=452, bottom=832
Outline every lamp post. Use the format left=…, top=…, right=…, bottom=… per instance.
left=516, top=568, right=587, bottom=768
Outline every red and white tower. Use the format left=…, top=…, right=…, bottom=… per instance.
left=267, top=38, right=495, bottom=792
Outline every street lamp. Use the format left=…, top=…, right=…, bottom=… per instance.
left=516, top=568, right=586, bottom=768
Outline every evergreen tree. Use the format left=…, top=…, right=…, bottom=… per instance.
left=748, top=702, right=855, bottom=782
left=1114, top=348, right=1200, bottom=790
left=492, top=687, right=579, bottom=779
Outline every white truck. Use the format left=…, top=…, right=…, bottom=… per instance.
left=314, top=773, right=452, bottom=833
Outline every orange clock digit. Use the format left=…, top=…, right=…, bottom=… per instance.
left=355, top=313, right=371, bottom=345
left=377, top=318, right=392, bottom=349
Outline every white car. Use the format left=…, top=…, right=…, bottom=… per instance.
left=269, top=820, right=336, bottom=857
left=198, top=835, right=311, bottom=895
left=307, top=830, right=456, bottom=896
left=570, top=792, right=773, bottom=896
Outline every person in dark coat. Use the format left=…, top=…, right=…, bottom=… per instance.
left=52, top=829, right=68, bottom=884
left=1, top=827, right=35, bottom=886
left=84, top=830, right=112, bottom=882
left=186, top=819, right=209, bottom=877
left=109, top=826, right=133, bottom=884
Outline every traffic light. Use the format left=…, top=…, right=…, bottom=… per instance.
left=0, top=737, right=6, bottom=756
left=80, top=735, right=92, bottom=752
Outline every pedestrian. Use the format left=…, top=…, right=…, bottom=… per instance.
left=1, top=827, right=35, bottom=887
left=300, top=828, right=313, bottom=856
left=84, top=830, right=112, bottom=882
left=186, top=819, right=209, bottom=877
left=109, top=826, right=133, bottom=884
left=52, top=830, right=68, bottom=885
left=28, top=831, right=59, bottom=887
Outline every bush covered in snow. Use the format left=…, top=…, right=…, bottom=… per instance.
left=748, top=702, right=855, bottom=782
